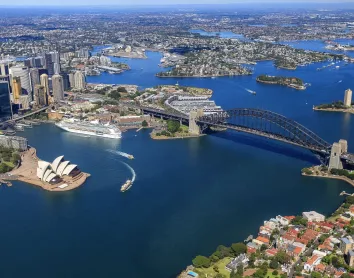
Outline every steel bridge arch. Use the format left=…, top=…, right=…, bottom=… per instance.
left=198, top=108, right=332, bottom=154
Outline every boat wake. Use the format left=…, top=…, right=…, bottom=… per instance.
left=107, top=150, right=133, bottom=159
left=122, top=162, right=136, bottom=183
left=237, top=84, right=256, bottom=95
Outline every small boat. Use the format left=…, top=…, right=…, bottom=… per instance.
left=175, top=81, right=179, bottom=86
left=121, top=179, right=132, bottom=192
left=128, top=155, right=134, bottom=159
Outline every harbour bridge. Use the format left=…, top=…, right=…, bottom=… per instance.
left=127, top=104, right=354, bottom=166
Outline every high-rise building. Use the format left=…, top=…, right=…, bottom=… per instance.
left=54, top=62, right=60, bottom=75
left=0, top=81, right=12, bottom=122
left=34, top=84, right=47, bottom=106
left=40, top=74, right=50, bottom=98
left=68, top=72, right=75, bottom=88
left=9, top=66, right=32, bottom=101
left=344, top=89, right=352, bottom=107
left=74, top=71, right=86, bottom=90
left=44, top=53, right=54, bottom=77
left=12, top=76, right=22, bottom=103
left=62, top=72, right=70, bottom=91
left=0, top=62, right=9, bottom=76
left=19, top=95, right=30, bottom=110
left=52, top=74, right=64, bottom=103
left=30, top=68, right=40, bottom=93
left=34, top=57, right=43, bottom=68
left=38, top=68, right=48, bottom=76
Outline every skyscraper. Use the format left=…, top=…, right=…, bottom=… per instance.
left=344, top=89, right=352, bottom=107
left=34, top=85, right=47, bottom=106
left=0, top=81, right=12, bottom=122
left=44, top=53, right=54, bottom=77
left=40, top=74, right=50, bottom=98
left=62, top=72, right=70, bottom=91
left=74, top=71, right=86, bottom=90
left=9, top=66, right=32, bottom=101
left=68, top=72, right=75, bottom=88
left=0, top=62, right=9, bottom=76
left=34, top=57, right=43, bottom=68
left=30, top=68, right=40, bottom=93
left=12, top=76, right=22, bottom=103
left=52, top=74, right=64, bottom=103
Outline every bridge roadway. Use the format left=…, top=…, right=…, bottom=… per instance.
left=133, top=104, right=331, bottom=155
left=5, top=106, right=48, bottom=123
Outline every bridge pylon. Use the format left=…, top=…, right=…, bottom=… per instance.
left=189, top=109, right=204, bottom=135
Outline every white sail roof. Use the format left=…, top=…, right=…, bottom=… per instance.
left=43, top=169, right=53, bottom=182
left=37, top=161, right=51, bottom=180
left=62, top=164, right=77, bottom=176
left=51, top=156, right=64, bottom=173
left=57, top=161, right=70, bottom=176
left=46, top=173, right=57, bottom=183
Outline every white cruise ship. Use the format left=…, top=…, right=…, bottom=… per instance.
left=56, top=119, right=122, bottom=139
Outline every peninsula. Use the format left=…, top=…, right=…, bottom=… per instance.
left=10, top=148, right=90, bottom=191
left=256, top=75, right=306, bottom=90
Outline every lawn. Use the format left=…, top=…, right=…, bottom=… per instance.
left=194, top=257, right=233, bottom=278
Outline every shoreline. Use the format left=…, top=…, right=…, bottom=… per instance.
left=150, top=133, right=205, bottom=140
left=302, top=172, right=354, bottom=187
left=313, top=107, right=354, bottom=114
left=156, top=73, right=252, bottom=78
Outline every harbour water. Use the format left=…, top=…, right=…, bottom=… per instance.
left=0, top=42, right=354, bottom=277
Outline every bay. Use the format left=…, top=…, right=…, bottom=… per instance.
left=0, top=43, right=353, bottom=278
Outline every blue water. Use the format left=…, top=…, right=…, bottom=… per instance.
left=0, top=43, right=353, bottom=278
left=189, top=29, right=245, bottom=40
left=280, top=39, right=354, bottom=58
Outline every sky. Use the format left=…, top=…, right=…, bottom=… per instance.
left=0, top=0, right=352, bottom=6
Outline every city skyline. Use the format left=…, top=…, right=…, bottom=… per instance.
left=2, top=0, right=354, bottom=6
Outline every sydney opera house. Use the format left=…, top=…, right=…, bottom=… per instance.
left=36, top=155, right=82, bottom=186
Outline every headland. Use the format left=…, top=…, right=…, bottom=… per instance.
left=8, top=148, right=90, bottom=192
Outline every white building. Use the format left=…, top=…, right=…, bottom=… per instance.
left=52, top=74, right=64, bottom=102
left=36, top=155, right=79, bottom=184
left=302, top=211, right=325, bottom=222
left=74, top=71, right=86, bottom=90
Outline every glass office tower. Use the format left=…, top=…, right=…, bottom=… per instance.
left=0, top=81, right=12, bottom=122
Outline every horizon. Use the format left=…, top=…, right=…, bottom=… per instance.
left=2, top=0, right=354, bottom=7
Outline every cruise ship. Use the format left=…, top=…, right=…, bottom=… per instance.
left=56, top=119, right=122, bottom=139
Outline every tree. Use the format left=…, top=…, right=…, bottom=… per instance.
left=192, top=255, right=211, bottom=268
left=117, top=87, right=127, bottom=93
left=215, top=245, right=232, bottom=259
left=109, top=90, right=121, bottom=100
left=260, top=244, right=267, bottom=251
left=341, top=274, right=352, bottom=278
left=275, top=250, right=290, bottom=264
left=11, top=152, right=20, bottom=163
left=291, top=215, right=308, bottom=226
left=236, top=265, right=243, bottom=276
left=0, top=163, right=10, bottom=174
left=311, top=272, right=322, bottom=278
left=269, top=259, right=279, bottom=269
left=167, top=120, right=180, bottom=133
left=231, top=243, right=247, bottom=256
left=346, top=195, right=354, bottom=204
left=142, top=120, right=148, bottom=127
left=272, top=270, right=278, bottom=275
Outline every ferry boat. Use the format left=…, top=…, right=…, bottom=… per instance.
left=121, top=179, right=132, bottom=192
left=56, top=119, right=122, bottom=139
